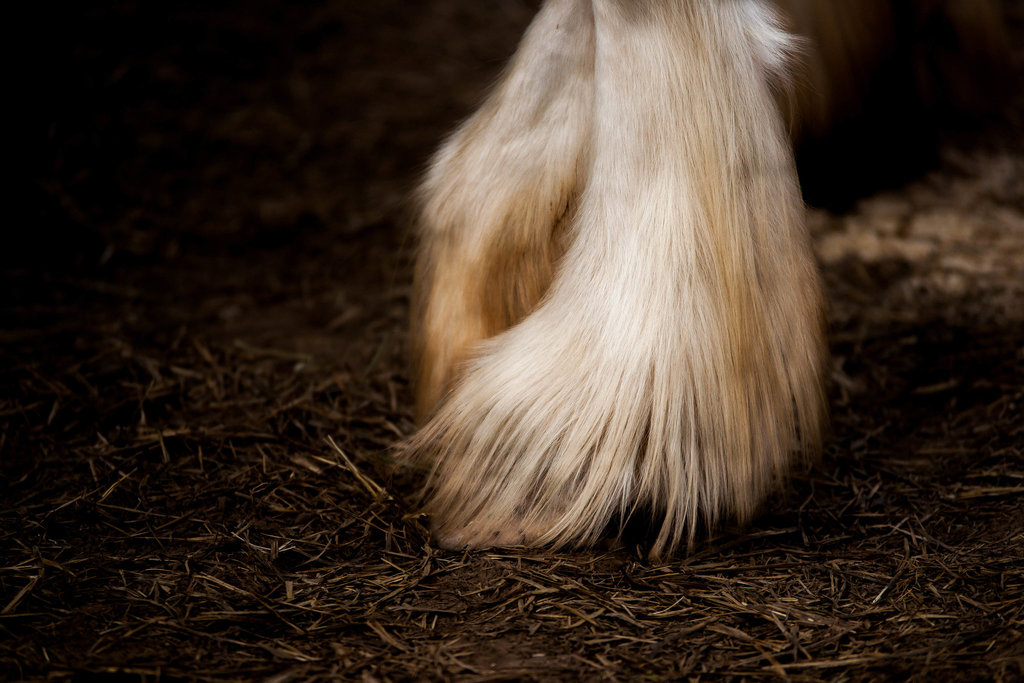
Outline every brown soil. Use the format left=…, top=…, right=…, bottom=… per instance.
left=6, top=1, right=1023, bottom=680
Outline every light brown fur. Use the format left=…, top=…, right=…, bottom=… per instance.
left=412, top=0, right=593, bottom=419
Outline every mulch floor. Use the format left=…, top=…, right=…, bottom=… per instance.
left=6, top=1, right=1023, bottom=680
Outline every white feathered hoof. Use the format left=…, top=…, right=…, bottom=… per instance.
left=408, top=0, right=827, bottom=557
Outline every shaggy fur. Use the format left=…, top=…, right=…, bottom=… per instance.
left=407, top=0, right=1007, bottom=555
left=411, top=0, right=594, bottom=419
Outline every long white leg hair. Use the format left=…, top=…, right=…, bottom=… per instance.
left=408, top=0, right=826, bottom=556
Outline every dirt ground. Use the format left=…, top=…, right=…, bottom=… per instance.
left=6, top=1, right=1024, bottom=680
